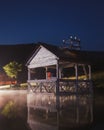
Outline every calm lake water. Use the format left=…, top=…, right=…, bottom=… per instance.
left=0, top=90, right=104, bottom=130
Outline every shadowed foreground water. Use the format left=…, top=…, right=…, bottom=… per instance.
left=0, top=90, right=104, bottom=130
left=0, top=90, right=29, bottom=130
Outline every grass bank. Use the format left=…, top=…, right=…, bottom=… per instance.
left=0, top=83, right=28, bottom=90
left=92, top=71, right=104, bottom=89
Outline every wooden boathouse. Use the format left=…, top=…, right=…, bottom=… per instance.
left=26, top=43, right=93, bottom=95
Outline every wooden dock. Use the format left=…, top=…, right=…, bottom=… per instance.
left=26, top=43, right=93, bottom=95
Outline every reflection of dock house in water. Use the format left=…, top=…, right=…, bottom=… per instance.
left=26, top=42, right=95, bottom=129
left=27, top=93, right=93, bottom=130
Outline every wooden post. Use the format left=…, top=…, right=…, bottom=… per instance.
left=28, top=68, right=31, bottom=80
left=56, top=60, right=59, bottom=95
left=59, top=67, right=62, bottom=79
left=75, top=64, right=78, bottom=80
left=88, top=65, right=91, bottom=80
left=75, top=64, right=78, bottom=93
left=88, top=65, right=93, bottom=93
left=46, top=67, right=48, bottom=80
left=83, top=65, right=88, bottom=79
left=28, top=68, right=31, bottom=92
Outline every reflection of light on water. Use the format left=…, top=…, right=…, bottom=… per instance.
left=0, top=90, right=30, bottom=130
left=0, top=90, right=27, bottom=118
left=0, top=90, right=27, bottom=94
left=70, top=95, right=76, bottom=100
left=1, top=101, right=16, bottom=118
left=42, top=96, right=45, bottom=101
left=48, top=101, right=51, bottom=105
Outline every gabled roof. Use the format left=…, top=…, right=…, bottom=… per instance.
left=26, top=42, right=104, bottom=66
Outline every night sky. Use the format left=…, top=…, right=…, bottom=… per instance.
left=0, top=0, right=104, bottom=51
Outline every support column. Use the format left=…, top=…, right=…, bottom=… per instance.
left=56, top=60, right=59, bottom=95
left=83, top=65, right=88, bottom=79
left=75, top=64, right=78, bottom=93
left=28, top=68, right=31, bottom=80
left=88, top=65, right=91, bottom=80
left=46, top=67, right=48, bottom=80
left=88, top=65, right=93, bottom=93
left=28, top=68, right=31, bottom=92
left=59, top=67, right=62, bottom=79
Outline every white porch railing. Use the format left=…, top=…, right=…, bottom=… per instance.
left=27, top=79, right=93, bottom=94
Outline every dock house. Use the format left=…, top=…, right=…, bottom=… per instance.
left=26, top=43, right=93, bottom=95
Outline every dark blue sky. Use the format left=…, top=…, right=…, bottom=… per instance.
left=0, top=0, right=104, bottom=51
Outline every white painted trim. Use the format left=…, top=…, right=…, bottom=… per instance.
left=26, top=46, right=41, bottom=66
left=39, top=45, right=59, bottom=60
